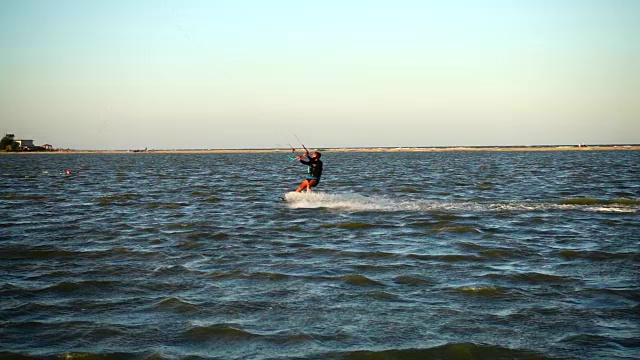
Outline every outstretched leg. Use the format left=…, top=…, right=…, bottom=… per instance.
left=296, top=180, right=310, bottom=192
left=305, top=180, right=317, bottom=193
left=307, top=179, right=318, bottom=192
left=296, top=179, right=318, bottom=193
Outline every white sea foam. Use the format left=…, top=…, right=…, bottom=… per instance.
left=283, top=192, right=399, bottom=211
left=282, top=192, right=639, bottom=213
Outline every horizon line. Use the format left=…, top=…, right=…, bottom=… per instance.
left=23, top=143, right=640, bottom=152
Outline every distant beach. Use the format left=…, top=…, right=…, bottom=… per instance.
left=3, top=145, right=639, bottom=154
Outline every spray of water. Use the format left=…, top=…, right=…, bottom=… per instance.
left=282, top=192, right=638, bottom=213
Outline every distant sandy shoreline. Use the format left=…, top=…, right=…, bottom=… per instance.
left=3, top=145, right=639, bottom=154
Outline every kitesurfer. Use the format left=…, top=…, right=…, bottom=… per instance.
left=296, top=151, right=323, bottom=192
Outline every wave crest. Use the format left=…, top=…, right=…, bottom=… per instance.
left=184, top=324, right=258, bottom=341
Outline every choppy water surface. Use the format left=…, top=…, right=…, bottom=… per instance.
left=1, top=151, right=638, bottom=359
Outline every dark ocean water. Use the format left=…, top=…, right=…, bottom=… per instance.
left=1, top=151, right=638, bottom=360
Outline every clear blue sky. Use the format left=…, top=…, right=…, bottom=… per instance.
left=1, top=0, right=638, bottom=149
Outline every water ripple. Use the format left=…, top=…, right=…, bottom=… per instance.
left=0, top=151, right=638, bottom=359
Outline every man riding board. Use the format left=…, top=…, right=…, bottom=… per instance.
left=295, top=150, right=323, bottom=192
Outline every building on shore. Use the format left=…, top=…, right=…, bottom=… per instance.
left=15, top=139, right=35, bottom=148
left=3, top=134, right=53, bottom=151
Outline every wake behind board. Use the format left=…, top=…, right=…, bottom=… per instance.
left=280, top=191, right=314, bottom=201
left=280, top=191, right=326, bottom=205
left=281, top=191, right=383, bottom=210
